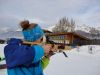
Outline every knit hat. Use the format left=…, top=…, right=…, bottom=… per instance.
left=22, top=24, right=44, bottom=42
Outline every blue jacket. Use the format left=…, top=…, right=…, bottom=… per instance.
left=4, top=38, right=44, bottom=75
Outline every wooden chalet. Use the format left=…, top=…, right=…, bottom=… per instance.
left=46, top=32, right=90, bottom=46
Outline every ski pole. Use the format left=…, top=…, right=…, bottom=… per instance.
left=62, top=52, right=68, bottom=57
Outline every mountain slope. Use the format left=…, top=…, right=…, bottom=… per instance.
left=0, top=31, right=23, bottom=40
left=47, top=24, right=100, bottom=33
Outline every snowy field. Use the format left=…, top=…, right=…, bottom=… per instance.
left=0, top=44, right=100, bottom=75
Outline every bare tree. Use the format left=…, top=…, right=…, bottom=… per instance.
left=89, top=27, right=98, bottom=44
left=52, top=17, right=75, bottom=33
left=70, top=19, right=75, bottom=32
left=89, top=27, right=96, bottom=39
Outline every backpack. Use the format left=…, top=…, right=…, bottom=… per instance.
left=4, top=38, right=36, bottom=69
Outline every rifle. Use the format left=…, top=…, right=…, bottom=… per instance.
left=2, top=36, right=68, bottom=59
left=0, top=37, right=68, bottom=69
left=45, top=35, right=68, bottom=57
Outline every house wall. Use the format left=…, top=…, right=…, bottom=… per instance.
left=46, top=33, right=91, bottom=46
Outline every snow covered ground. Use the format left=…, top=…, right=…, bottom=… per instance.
left=0, top=44, right=100, bottom=75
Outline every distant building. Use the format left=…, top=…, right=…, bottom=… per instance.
left=46, top=32, right=90, bottom=46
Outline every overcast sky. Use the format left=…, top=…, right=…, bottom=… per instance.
left=0, top=0, right=100, bottom=30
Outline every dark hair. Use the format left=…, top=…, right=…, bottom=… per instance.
left=29, top=23, right=37, bottom=29
left=20, top=20, right=30, bottom=30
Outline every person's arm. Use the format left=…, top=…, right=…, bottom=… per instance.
left=31, top=45, right=44, bottom=63
left=31, top=44, right=52, bottom=67
left=41, top=56, right=50, bottom=69
left=31, top=44, right=52, bottom=63
left=41, top=51, right=55, bottom=69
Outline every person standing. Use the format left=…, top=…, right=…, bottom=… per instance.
left=4, top=20, right=52, bottom=75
